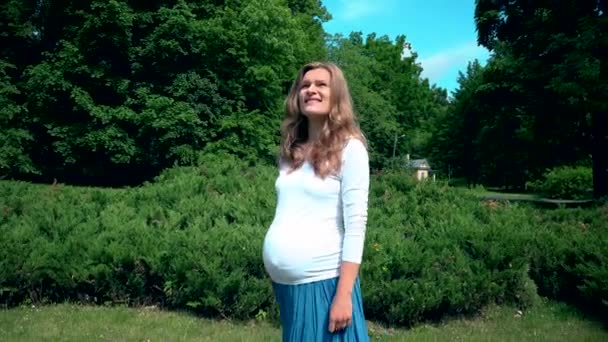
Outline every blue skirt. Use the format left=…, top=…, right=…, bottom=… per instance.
left=272, top=277, right=370, bottom=342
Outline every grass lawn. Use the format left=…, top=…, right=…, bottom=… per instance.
left=452, top=184, right=538, bottom=199
left=453, top=185, right=596, bottom=207
left=1, top=299, right=606, bottom=341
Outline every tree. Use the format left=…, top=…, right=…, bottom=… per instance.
left=429, top=60, right=485, bottom=185
left=0, top=0, right=327, bottom=185
left=0, top=1, right=449, bottom=184
left=475, top=0, right=608, bottom=198
left=0, top=61, right=35, bottom=177
left=327, top=32, right=448, bottom=170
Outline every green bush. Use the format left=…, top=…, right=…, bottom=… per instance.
left=527, top=166, right=593, bottom=200
left=1, top=156, right=606, bottom=325
left=527, top=205, right=608, bottom=315
left=363, top=172, right=536, bottom=325
left=0, top=153, right=278, bottom=320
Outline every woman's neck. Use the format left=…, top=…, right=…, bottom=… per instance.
left=307, top=117, right=325, bottom=142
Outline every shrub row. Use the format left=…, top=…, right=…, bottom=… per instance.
left=1, top=154, right=606, bottom=325
left=1, top=153, right=277, bottom=320
left=361, top=173, right=537, bottom=324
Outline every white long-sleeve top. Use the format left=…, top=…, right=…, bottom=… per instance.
left=262, top=138, right=369, bottom=285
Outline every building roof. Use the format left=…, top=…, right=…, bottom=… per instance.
left=406, top=159, right=431, bottom=170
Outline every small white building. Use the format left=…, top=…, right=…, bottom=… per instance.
left=405, top=154, right=432, bottom=181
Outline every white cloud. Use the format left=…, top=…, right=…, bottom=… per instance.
left=418, top=42, right=490, bottom=82
left=337, top=0, right=391, bottom=20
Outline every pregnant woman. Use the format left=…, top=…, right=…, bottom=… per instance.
left=263, top=61, right=370, bottom=341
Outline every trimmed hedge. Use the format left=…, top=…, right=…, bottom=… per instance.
left=1, top=154, right=606, bottom=325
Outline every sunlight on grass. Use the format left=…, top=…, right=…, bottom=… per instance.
left=369, top=299, right=607, bottom=341
left=0, top=304, right=281, bottom=342
left=452, top=184, right=539, bottom=199
left=1, top=299, right=606, bottom=341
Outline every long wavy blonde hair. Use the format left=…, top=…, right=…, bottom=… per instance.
left=280, top=62, right=366, bottom=178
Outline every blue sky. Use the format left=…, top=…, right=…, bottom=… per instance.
left=321, top=0, right=490, bottom=93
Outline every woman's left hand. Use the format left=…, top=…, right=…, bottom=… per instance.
left=328, top=293, right=353, bottom=333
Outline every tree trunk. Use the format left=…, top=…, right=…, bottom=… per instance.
left=592, top=109, right=608, bottom=199
left=592, top=11, right=607, bottom=199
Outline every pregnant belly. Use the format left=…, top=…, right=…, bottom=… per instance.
left=262, top=225, right=340, bottom=284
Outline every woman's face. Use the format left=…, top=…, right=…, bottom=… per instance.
left=298, top=68, right=332, bottom=119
